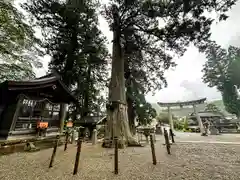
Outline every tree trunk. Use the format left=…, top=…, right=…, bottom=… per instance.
left=82, top=65, right=91, bottom=118
left=127, top=97, right=136, bottom=135
left=103, top=5, right=139, bottom=148
left=124, top=45, right=136, bottom=136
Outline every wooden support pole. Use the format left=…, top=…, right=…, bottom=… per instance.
left=164, top=128, right=171, bottom=154
left=169, top=129, right=175, bottom=143
left=193, top=104, right=205, bottom=135
left=59, top=104, right=67, bottom=134
left=114, top=136, right=118, bottom=174
left=150, top=134, right=157, bottom=165
left=167, top=106, right=174, bottom=132
left=64, top=130, right=69, bottom=151
left=49, top=135, right=60, bottom=168
left=73, top=133, right=83, bottom=175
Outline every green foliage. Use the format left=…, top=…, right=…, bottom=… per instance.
left=112, top=0, right=237, bottom=131
left=126, top=70, right=157, bottom=126
left=0, top=0, right=43, bottom=82
left=126, top=81, right=157, bottom=125
left=228, top=56, right=240, bottom=87
left=183, top=119, right=189, bottom=131
left=224, top=48, right=240, bottom=117
left=202, top=43, right=240, bottom=117
left=222, top=79, right=240, bottom=117
left=104, top=0, right=236, bottom=95
left=136, top=102, right=157, bottom=125
left=0, top=63, right=35, bottom=82
left=202, top=44, right=240, bottom=91
left=173, top=120, right=184, bottom=130
left=24, top=0, right=109, bottom=116
left=24, top=0, right=237, bottom=128
left=204, top=103, right=221, bottom=113
left=156, top=112, right=169, bottom=124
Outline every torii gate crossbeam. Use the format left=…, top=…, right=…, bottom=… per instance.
left=157, top=98, right=207, bottom=135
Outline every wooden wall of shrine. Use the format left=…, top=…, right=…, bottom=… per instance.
left=16, top=99, right=60, bottom=130
left=0, top=74, right=77, bottom=140
left=0, top=103, right=17, bottom=138
left=0, top=98, right=62, bottom=139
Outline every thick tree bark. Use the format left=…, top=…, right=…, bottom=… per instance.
left=124, top=46, right=136, bottom=135
left=103, top=5, right=139, bottom=148
left=82, top=65, right=91, bottom=117
left=127, top=97, right=136, bottom=135
left=77, top=65, right=91, bottom=136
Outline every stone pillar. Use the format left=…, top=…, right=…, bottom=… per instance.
left=92, top=129, right=97, bottom=145
left=137, top=129, right=140, bottom=142
left=193, top=105, right=204, bottom=134
left=168, top=106, right=174, bottom=131
left=145, top=135, right=149, bottom=143
left=72, top=128, right=78, bottom=143
left=153, top=130, right=156, bottom=142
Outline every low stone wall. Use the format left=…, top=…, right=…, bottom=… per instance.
left=0, top=134, right=65, bottom=156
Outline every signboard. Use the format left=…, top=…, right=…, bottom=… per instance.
left=66, top=121, right=73, bottom=128
left=37, top=122, right=48, bottom=129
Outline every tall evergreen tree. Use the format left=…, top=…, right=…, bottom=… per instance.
left=0, top=0, right=43, bottom=82
left=222, top=79, right=240, bottom=117
left=228, top=55, right=240, bottom=87
left=202, top=43, right=240, bottom=91
left=23, top=0, right=109, bottom=120
left=103, top=0, right=237, bottom=147
left=124, top=42, right=158, bottom=133
left=126, top=75, right=157, bottom=134
left=202, top=43, right=240, bottom=117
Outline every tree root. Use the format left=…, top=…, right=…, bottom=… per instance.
left=127, top=137, right=143, bottom=147
left=102, top=137, right=143, bottom=148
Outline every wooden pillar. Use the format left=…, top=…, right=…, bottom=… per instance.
left=167, top=106, right=174, bottom=131
left=59, top=104, right=67, bottom=134
left=9, top=96, right=24, bottom=132
left=193, top=105, right=204, bottom=134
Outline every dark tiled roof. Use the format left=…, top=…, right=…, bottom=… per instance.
left=0, top=74, right=77, bottom=103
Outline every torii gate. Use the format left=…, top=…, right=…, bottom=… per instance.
left=157, top=98, right=207, bottom=135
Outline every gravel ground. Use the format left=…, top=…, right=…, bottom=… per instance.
left=1, top=135, right=240, bottom=180
left=174, top=132, right=240, bottom=143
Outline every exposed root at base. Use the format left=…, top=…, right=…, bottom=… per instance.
left=127, top=138, right=143, bottom=147
left=102, top=138, right=143, bottom=148
left=128, top=143, right=144, bottom=147
left=102, top=140, right=125, bottom=149
left=201, top=132, right=208, bottom=136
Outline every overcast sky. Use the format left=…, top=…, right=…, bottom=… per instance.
left=34, top=0, right=240, bottom=103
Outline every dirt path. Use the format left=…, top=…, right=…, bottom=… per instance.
left=1, top=135, right=240, bottom=180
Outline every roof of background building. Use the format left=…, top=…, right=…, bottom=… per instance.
left=0, top=73, right=77, bottom=104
